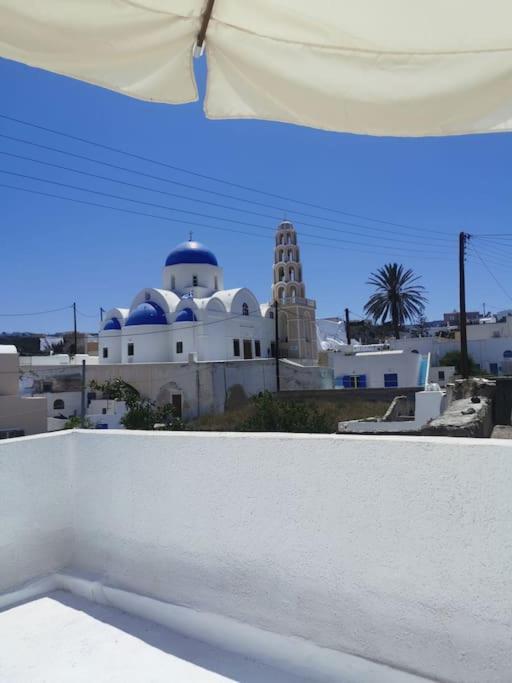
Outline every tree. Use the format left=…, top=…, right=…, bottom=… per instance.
left=89, top=378, right=185, bottom=431
left=364, top=263, right=427, bottom=340
left=439, top=351, right=479, bottom=376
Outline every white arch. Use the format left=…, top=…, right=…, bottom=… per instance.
left=129, top=288, right=181, bottom=318
left=101, top=307, right=129, bottom=331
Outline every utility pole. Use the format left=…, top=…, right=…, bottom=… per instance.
left=72, top=302, right=78, bottom=356
left=80, top=359, right=86, bottom=427
left=344, top=308, right=351, bottom=345
left=100, top=306, right=105, bottom=322
left=459, top=232, right=470, bottom=379
left=274, top=299, right=280, bottom=393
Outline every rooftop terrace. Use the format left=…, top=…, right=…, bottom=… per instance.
left=1, top=430, right=511, bottom=682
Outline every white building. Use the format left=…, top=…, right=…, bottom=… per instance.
left=329, top=348, right=430, bottom=389
left=99, top=239, right=275, bottom=364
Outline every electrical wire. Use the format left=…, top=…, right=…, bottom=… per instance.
left=0, top=148, right=453, bottom=249
left=0, top=304, right=72, bottom=317
left=468, top=245, right=512, bottom=304
left=0, top=181, right=453, bottom=261
left=0, top=112, right=452, bottom=237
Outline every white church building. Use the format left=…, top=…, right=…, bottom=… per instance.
left=99, top=238, right=276, bottom=364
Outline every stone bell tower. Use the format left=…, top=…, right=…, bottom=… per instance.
left=271, top=221, right=317, bottom=361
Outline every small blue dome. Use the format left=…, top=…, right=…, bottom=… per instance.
left=125, top=302, right=167, bottom=326
left=103, top=318, right=121, bottom=331
left=175, top=307, right=197, bottom=323
left=165, top=240, right=218, bottom=267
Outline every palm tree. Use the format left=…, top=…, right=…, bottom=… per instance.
left=364, top=263, right=427, bottom=340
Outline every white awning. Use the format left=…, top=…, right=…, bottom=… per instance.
left=2, top=0, right=512, bottom=136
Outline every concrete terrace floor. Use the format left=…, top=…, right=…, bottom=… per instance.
left=0, top=591, right=308, bottom=683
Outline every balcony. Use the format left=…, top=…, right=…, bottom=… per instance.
left=1, top=430, right=511, bottom=682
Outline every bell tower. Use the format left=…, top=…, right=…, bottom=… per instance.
left=271, top=221, right=317, bottom=361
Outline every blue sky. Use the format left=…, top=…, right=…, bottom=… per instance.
left=1, top=56, right=512, bottom=333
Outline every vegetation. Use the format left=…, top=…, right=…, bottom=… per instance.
left=89, top=378, right=185, bottom=431
left=189, top=392, right=389, bottom=433
left=64, top=415, right=92, bottom=429
left=439, top=351, right=479, bottom=376
left=364, top=263, right=427, bottom=340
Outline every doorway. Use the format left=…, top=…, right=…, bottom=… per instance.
left=243, top=339, right=253, bottom=359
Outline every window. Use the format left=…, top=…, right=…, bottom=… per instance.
left=192, top=275, right=198, bottom=287
left=438, top=370, right=445, bottom=380
left=214, top=276, right=218, bottom=290
left=102, top=347, right=108, bottom=359
left=171, top=275, right=176, bottom=289
left=127, top=343, right=134, bottom=356
left=233, top=339, right=240, bottom=356
left=255, top=340, right=261, bottom=357
left=242, top=302, right=249, bottom=316
left=384, top=373, right=398, bottom=388
left=43, top=382, right=52, bottom=392
left=53, top=399, right=64, bottom=410
left=504, top=350, right=512, bottom=358
left=270, top=341, right=276, bottom=358
left=269, top=311, right=274, bottom=319
left=176, top=341, right=183, bottom=354
left=102, top=408, right=107, bottom=415
left=338, top=375, right=367, bottom=389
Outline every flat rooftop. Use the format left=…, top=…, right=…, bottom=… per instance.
left=0, top=591, right=305, bottom=683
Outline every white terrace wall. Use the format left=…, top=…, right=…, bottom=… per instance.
left=1, top=431, right=512, bottom=683
left=0, top=432, right=73, bottom=593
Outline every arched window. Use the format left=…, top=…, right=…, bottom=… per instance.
left=504, top=350, right=512, bottom=358
left=289, top=267, right=296, bottom=281
left=242, top=302, right=249, bottom=316
left=289, top=285, right=297, bottom=302
left=53, top=399, right=64, bottom=410
left=214, top=276, right=218, bottom=290
left=192, top=275, right=198, bottom=287
left=287, top=234, right=292, bottom=244
left=288, top=249, right=293, bottom=261
left=171, top=275, right=176, bottom=290
left=280, top=234, right=285, bottom=245
left=269, top=311, right=274, bottom=319
left=278, top=266, right=285, bottom=281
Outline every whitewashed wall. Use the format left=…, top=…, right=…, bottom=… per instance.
left=2, top=431, right=512, bottom=683
left=0, top=432, right=73, bottom=592
left=329, top=350, right=421, bottom=388
left=71, top=431, right=512, bottom=683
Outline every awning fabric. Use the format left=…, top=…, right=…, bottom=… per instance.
left=2, top=0, right=512, bottom=136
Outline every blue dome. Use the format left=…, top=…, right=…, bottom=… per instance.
left=103, top=318, right=121, bottom=331
left=165, top=240, right=218, bottom=267
left=125, top=302, right=167, bottom=326
left=175, top=307, right=197, bottom=323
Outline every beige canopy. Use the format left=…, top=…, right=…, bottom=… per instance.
left=2, top=0, right=512, bottom=136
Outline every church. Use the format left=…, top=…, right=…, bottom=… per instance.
left=99, top=221, right=317, bottom=364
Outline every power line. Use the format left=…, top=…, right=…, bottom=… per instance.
left=0, top=173, right=451, bottom=258
left=0, top=304, right=72, bottom=317
left=468, top=246, right=512, bottom=304
left=0, top=148, right=452, bottom=250
left=0, top=112, right=452, bottom=237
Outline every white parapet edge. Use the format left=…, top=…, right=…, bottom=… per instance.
left=0, top=571, right=434, bottom=683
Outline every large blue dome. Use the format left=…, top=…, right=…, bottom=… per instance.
left=125, top=302, right=167, bottom=326
left=165, top=240, right=218, bottom=267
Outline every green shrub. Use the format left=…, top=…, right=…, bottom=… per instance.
left=241, top=391, right=332, bottom=433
